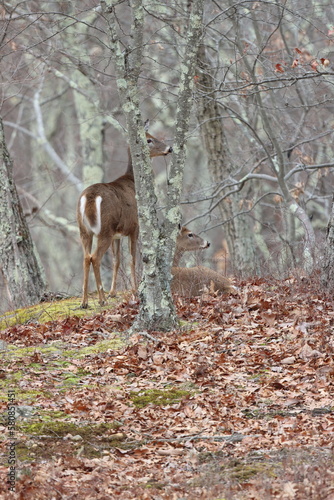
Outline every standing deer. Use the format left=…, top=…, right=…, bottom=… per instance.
left=77, top=122, right=172, bottom=308
left=172, top=226, right=233, bottom=297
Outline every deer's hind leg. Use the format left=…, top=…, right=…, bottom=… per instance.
left=80, top=230, right=93, bottom=309
left=91, top=235, right=112, bottom=306
left=109, top=237, right=121, bottom=297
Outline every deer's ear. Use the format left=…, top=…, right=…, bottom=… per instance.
left=178, top=223, right=181, bottom=230
left=144, top=119, right=150, bottom=131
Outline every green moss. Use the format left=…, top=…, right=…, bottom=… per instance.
left=2, top=344, right=63, bottom=360
left=248, top=370, right=271, bottom=381
left=20, top=389, right=52, bottom=401
left=15, top=443, right=33, bottom=461
left=196, top=455, right=279, bottom=487
left=38, top=410, right=69, bottom=420
left=130, top=388, right=191, bottom=408
left=0, top=293, right=126, bottom=330
left=54, top=360, right=71, bottom=367
left=0, top=387, right=52, bottom=403
left=19, top=421, right=119, bottom=437
left=223, top=462, right=277, bottom=481
left=60, top=376, right=82, bottom=387
left=13, top=433, right=131, bottom=461
left=2, top=339, right=123, bottom=367
left=13, top=420, right=132, bottom=461
left=11, top=370, right=23, bottom=381
left=62, top=339, right=123, bottom=358
left=0, top=371, right=24, bottom=399
left=179, top=319, right=198, bottom=330
left=144, top=481, right=166, bottom=490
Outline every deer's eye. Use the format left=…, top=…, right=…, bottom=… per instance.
left=188, top=233, right=194, bottom=238
left=147, top=138, right=153, bottom=144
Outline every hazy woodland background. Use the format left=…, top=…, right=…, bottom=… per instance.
left=1, top=0, right=334, bottom=312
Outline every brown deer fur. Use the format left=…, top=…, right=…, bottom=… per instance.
left=77, top=124, right=172, bottom=308
left=171, top=266, right=232, bottom=297
left=173, top=225, right=211, bottom=266
left=172, top=226, right=232, bottom=297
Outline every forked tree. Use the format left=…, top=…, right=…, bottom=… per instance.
left=101, top=0, right=204, bottom=332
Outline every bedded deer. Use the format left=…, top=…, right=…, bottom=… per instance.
left=173, top=225, right=211, bottom=266
left=77, top=122, right=172, bottom=308
left=172, top=226, right=233, bottom=297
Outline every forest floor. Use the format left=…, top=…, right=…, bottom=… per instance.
left=0, top=276, right=334, bottom=499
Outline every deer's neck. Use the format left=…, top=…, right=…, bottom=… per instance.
left=173, top=249, right=183, bottom=267
left=126, top=147, right=134, bottom=176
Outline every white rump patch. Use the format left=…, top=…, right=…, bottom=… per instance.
left=80, top=195, right=87, bottom=223
left=80, top=195, right=102, bottom=236
left=93, top=196, right=102, bottom=235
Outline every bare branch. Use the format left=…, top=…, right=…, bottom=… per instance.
left=32, top=79, right=83, bottom=192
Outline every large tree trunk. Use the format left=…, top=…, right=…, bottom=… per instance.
left=0, top=117, right=46, bottom=310
left=322, top=193, right=334, bottom=290
left=196, top=44, right=258, bottom=275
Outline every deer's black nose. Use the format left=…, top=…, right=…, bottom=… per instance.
left=168, top=146, right=173, bottom=153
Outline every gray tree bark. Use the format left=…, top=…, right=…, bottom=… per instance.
left=62, top=11, right=105, bottom=189
left=0, top=117, right=46, bottom=309
left=322, top=193, right=334, bottom=290
left=196, top=44, right=258, bottom=275
left=101, top=0, right=203, bottom=332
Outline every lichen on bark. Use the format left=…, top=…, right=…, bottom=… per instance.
left=0, top=117, right=46, bottom=310
left=101, top=0, right=204, bottom=332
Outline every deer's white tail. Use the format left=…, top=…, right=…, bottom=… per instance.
left=79, top=195, right=102, bottom=236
